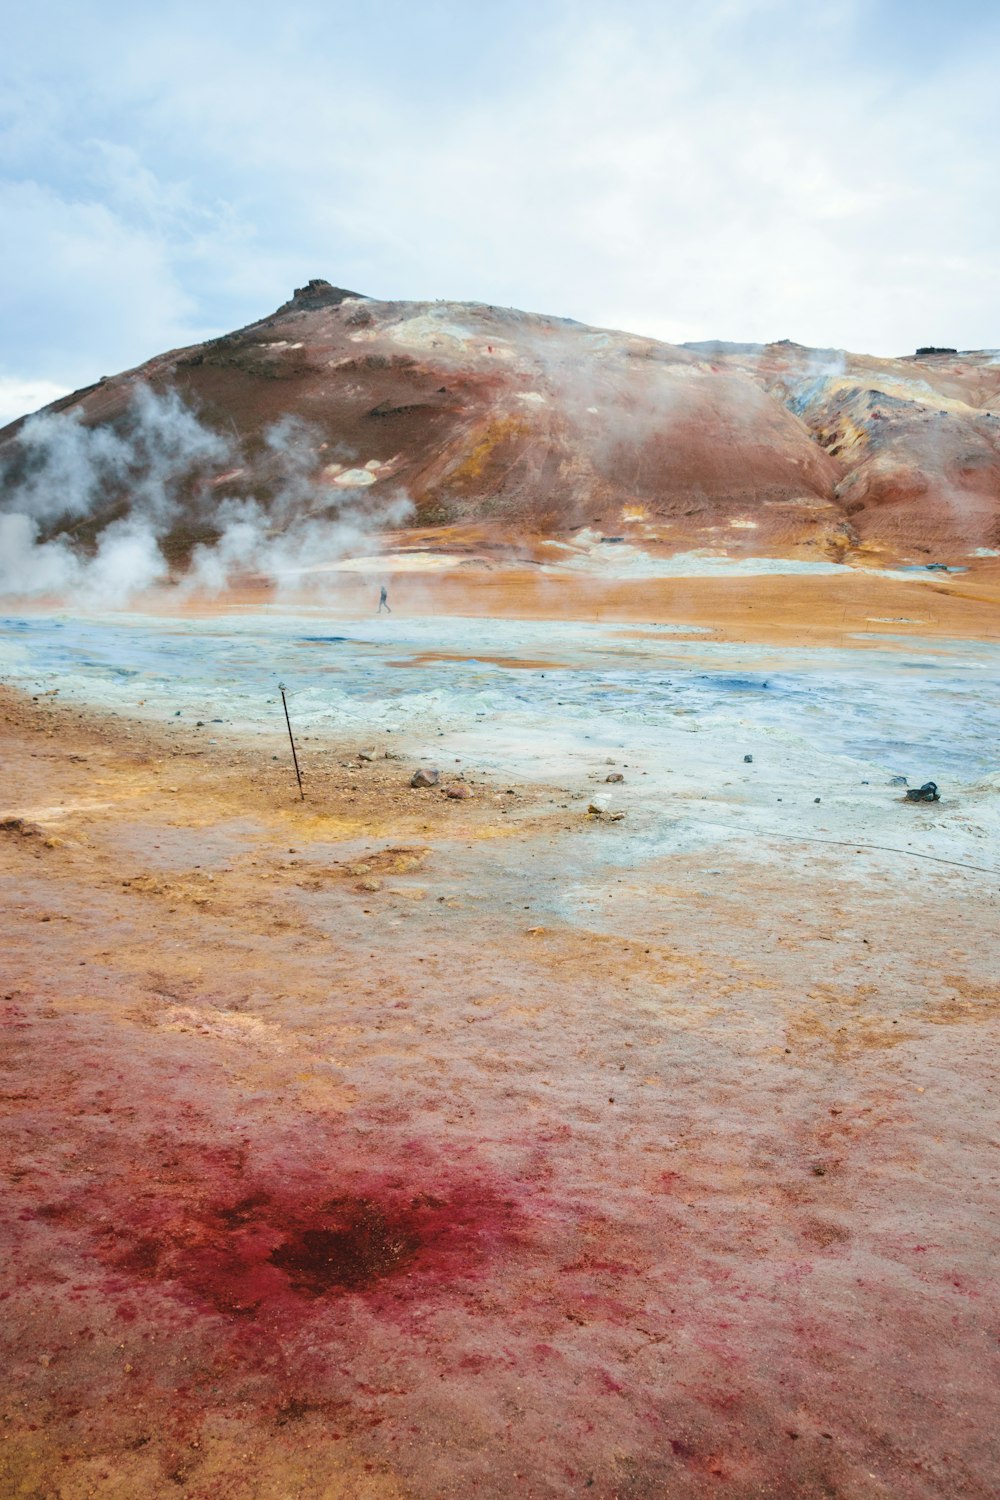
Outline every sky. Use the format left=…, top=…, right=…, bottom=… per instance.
left=2, top=0, right=998, bottom=423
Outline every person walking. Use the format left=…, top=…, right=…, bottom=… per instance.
left=378, top=585, right=391, bottom=613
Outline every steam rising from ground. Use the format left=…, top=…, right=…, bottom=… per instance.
left=0, top=389, right=412, bottom=604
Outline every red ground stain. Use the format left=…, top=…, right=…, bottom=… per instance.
left=63, top=1142, right=523, bottom=1324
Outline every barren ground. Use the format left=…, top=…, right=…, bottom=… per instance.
left=2, top=578, right=999, bottom=1499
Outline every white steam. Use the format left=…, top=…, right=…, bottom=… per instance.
left=0, top=387, right=412, bottom=603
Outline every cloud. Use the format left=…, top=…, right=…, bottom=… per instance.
left=1, top=0, right=998, bottom=402
left=0, top=377, right=70, bottom=427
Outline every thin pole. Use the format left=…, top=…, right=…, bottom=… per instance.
left=278, top=683, right=305, bottom=800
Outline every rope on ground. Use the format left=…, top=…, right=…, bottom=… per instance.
left=683, top=817, right=1000, bottom=879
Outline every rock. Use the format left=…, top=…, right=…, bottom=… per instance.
left=905, top=781, right=940, bottom=802
left=357, top=877, right=382, bottom=892
left=744, top=753, right=753, bottom=763
left=610, top=811, right=626, bottom=821
left=605, top=772, right=624, bottom=783
left=358, top=749, right=376, bottom=761
left=605, top=758, right=617, bottom=765
left=1, top=817, right=45, bottom=839
left=890, top=775, right=908, bottom=786
left=814, top=797, right=821, bottom=803
left=444, top=783, right=470, bottom=799
left=588, top=796, right=610, bottom=814
left=275, top=278, right=365, bottom=314
left=410, top=768, right=440, bottom=788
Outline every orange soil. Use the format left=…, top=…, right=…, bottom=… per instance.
left=130, top=560, right=1000, bottom=651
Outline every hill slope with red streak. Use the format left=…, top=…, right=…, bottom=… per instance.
left=3, top=281, right=998, bottom=566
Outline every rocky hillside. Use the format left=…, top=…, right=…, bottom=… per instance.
left=3, top=280, right=999, bottom=567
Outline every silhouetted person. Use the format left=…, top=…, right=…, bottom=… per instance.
left=378, top=585, right=390, bottom=613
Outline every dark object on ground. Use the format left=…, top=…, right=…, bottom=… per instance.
left=744, top=754, right=753, bottom=763
left=890, top=775, right=907, bottom=786
left=599, top=536, right=625, bottom=544
left=915, top=346, right=957, bottom=357
left=1, top=817, right=44, bottom=838
left=814, top=797, right=821, bottom=803
left=606, top=772, right=624, bottom=783
left=905, top=782, right=939, bottom=802
left=924, top=562, right=949, bottom=571
left=411, top=768, right=440, bottom=788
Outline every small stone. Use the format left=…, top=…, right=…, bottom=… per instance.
left=410, top=768, right=440, bottom=788
left=744, top=753, right=753, bottom=763
left=357, top=877, right=382, bottom=893
left=444, top=783, right=470, bottom=799
left=605, top=758, right=617, bottom=765
left=609, top=811, right=626, bottom=821
left=905, top=781, right=940, bottom=802
left=358, top=749, right=376, bottom=761
left=814, top=797, right=821, bottom=803
left=890, top=775, right=908, bottom=787
left=588, top=796, right=610, bottom=815
left=605, top=772, right=624, bottom=783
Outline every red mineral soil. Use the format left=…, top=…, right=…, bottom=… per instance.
left=3, top=282, right=998, bottom=570
left=2, top=686, right=999, bottom=1498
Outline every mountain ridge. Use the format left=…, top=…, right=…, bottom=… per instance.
left=3, top=280, right=999, bottom=569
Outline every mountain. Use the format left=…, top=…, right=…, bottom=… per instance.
left=3, top=279, right=999, bottom=568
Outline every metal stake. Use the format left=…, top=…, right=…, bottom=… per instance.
left=278, top=682, right=305, bottom=800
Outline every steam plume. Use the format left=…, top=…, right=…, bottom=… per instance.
left=0, top=388, right=412, bottom=602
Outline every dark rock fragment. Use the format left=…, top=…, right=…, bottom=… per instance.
left=905, top=782, right=939, bottom=802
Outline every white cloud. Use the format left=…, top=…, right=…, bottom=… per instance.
left=0, top=377, right=71, bottom=427
left=1, top=0, right=998, bottom=394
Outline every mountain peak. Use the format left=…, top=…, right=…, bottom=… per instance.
left=273, top=279, right=366, bottom=316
